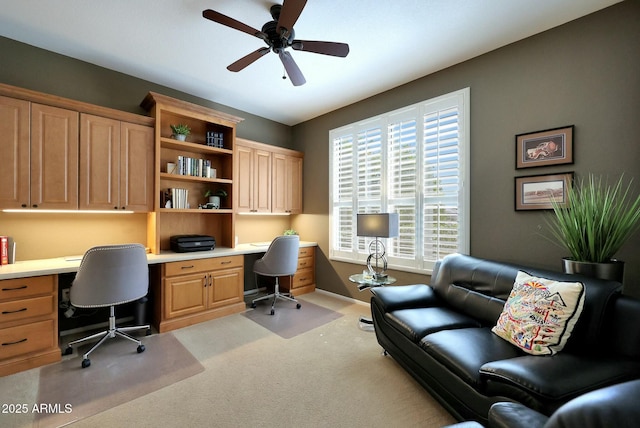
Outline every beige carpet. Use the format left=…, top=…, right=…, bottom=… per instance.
left=34, top=332, right=203, bottom=428
left=0, top=291, right=455, bottom=428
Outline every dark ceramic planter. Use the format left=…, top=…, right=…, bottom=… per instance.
left=562, top=257, right=625, bottom=283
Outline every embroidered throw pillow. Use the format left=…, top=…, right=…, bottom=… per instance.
left=492, top=271, right=585, bottom=356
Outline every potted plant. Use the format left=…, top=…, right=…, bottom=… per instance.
left=545, top=173, right=640, bottom=282
left=204, top=189, right=227, bottom=209
left=170, top=124, right=191, bottom=141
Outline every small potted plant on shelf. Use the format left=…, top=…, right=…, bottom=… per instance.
left=545, top=173, right=640, bottom=282
left=204, top=189, right=227, bottom=209
left=170, top=124, right=191, bottom=141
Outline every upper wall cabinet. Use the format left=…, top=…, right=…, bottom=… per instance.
left=0, top=96, right=79, bottom=210
left=235, top=140, right=272, bottom=213
left=0, top=95, right=30, bottom=209
left=79, top=114, right=154, bottom=211
left=234, top=138, right=303, bottom=215
left=272, top=152, right=303, bottom=214
left=0, top=84, right=155, bottom=212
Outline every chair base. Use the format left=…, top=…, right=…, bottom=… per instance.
left=64, top=305, right=150, bottom=368
left=251, top=276, right=301, bottom=315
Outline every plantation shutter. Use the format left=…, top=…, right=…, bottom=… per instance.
left=423, top=106, right=461, bottom=263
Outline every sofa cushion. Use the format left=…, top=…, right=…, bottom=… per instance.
left=386, top=307, right=481, bottom=342
left=480, top=353, right=640, bottom=404
left=420, top=327, right=523, bottom=388
left=492, top=271, right=585, bottom=356
left=370, top=284, right=440, bottom=312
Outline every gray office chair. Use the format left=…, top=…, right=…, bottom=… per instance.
left=251, top=235, right=301, bottom=315
left=64, top=243, right=150, bottom=368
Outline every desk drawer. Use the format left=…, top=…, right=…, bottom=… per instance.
left=0, top=296, right=54, bottom=324
left=298, top=247, right=314, bottom=258
left=0, top=276, right=55, bottom=301
left=292, top=267, right=315, bottom=288
left=165, top=256, right=243, bottom=276
left=297, top=256, right=314, bottom=270
left=0, top=319, right=55, bottom=360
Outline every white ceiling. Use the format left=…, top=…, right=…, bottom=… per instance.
left=0, top=0, right=622, bottom=126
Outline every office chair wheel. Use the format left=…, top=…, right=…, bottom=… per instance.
left=63, top=346, right=73, bottom=356
left=251, top=302, right=257, bottom=309
left=270, top=309, right=275, bottom=315
left=137, top=344, right=145, bottom=353
left=145, top=328, right=152, bottom=336
left=296, top=303, right=301, bottom=309
left=81, top=358, right=91, bottom=368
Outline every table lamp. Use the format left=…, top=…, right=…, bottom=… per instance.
left=357, top=213, right=399, bottom=280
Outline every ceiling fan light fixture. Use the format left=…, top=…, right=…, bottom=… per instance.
left=202, top=0, right=348, bottom=86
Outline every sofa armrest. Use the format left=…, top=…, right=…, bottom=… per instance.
left=489, top=402, right=548, bottom=428
left=370, top=284, right=440, bottom=312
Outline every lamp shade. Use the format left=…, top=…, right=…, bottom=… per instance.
left=357, top=213, right=399, bottom=238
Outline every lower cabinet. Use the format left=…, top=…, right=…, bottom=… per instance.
left=281, top=246, right=316, bottom=295
left=0, top=275, right=60, bottom=377
left=154, top=256, right=245, bottom=333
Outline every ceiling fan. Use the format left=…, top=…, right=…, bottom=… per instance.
left=202, top=0, right=350, bottom=86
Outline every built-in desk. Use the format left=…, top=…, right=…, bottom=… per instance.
left=0, top=241, right=316, bottom=376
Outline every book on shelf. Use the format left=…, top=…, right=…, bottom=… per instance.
left=177, top=156, right=215, bottom=178
left=170, top=188, right=189, bottom=209
left=0, top=236, right=8, bottom=265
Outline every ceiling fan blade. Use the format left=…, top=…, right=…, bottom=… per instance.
left=278, top=50, right=306, bottom=86
left=227, top=47, right=271, bottom=72
left=291, top=40, right=350, bottom=57
left=277, top=0, right=307, bottom=34
left=203, top=9, right=266, bottom=40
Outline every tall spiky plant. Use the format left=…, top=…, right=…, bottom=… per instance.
left=545, top=174, right=640, bottom=263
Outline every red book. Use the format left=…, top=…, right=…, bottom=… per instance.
left=0, top=236, right=7, bottom=265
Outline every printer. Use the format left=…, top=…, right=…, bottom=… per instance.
left=170, top=235, right=216, bottom=253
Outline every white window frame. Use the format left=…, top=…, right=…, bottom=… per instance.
left=329, top=88, right=470, bottom=274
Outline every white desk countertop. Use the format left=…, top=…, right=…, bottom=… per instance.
left=0, top=241, right=317, bottom=280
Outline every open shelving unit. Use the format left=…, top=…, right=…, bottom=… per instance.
left=141, top=92, right=243, bottom=254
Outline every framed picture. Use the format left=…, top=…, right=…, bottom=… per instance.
left=515, top=172, right=573, bottom=211
left=515, top=125, right=574, bottom=169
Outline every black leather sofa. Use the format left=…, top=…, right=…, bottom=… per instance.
left=370, top=253, right=640, bottom=424
left=447, top=379, right=640, bottom=428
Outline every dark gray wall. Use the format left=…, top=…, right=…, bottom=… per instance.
left=292, top=1, right=640, bottom=299
left=2, top=2, right=639, bottom=300
left=0, top=37, right=292, bottom=148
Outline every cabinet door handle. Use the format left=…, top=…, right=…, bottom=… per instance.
left=203, top=275, right=208, bottom=287
left=2, top=338, right=27, bottom=346
left=181, top=265, right=195, bottom=270
left=220, top=261, right=231, bottom=265
left=2, top=285, right=27, bottom=291
left=2, top=308, right=27, bottom=315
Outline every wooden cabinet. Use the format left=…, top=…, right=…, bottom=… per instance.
left=236, top=140, right=272, bottom=213
left=272, top=153, right=303, bottom=214
left=0, top=96, right=29, bottom=209
left=0, top=96, right=79, bottom=210
left=0, top=85, right=155, bottom=212
left=154, top=256, right=245, bottom=332
left=141, top=92, right=243, bottom=254
left=0, top=275, right=60, bottom=376
left=235, top=138, right=303, bottom=215
left=281, top=246, right=316, bottom=295
left=79, top=113, right=154, bottom=211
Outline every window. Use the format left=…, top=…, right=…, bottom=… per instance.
left=329, top=88, right=469, bottom=273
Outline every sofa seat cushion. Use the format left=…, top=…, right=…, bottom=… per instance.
left=420, top=327, right=524, bottom=388
left=370, top=284, right=439, bottom=312
left=386, top=307, right=481, bottom=342
left=480, top=353, right=640, bottom=403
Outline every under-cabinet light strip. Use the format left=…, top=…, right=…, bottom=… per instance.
left=2, top=209, right=134, bottom=214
